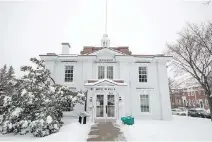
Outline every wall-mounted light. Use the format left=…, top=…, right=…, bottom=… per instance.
left=90, top=97, right=92, bottom=102
left=119, top=97, right=122, bottom=101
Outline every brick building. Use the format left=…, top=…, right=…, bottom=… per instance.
left=171, top=87, right=209, bottom=110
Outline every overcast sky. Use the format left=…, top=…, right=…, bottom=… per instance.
left=0, top=0, right=212, bottom=77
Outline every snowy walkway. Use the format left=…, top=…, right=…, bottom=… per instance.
left=87, top=122, right=126, bottom=141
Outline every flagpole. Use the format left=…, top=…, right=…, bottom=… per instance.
left=105, top=0, right=108, bottom=34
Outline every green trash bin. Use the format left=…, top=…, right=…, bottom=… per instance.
left=121, top=116, right=134, bottom=125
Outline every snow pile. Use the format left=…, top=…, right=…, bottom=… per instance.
left=122, top=116, right=212, bottom=141
left=40, top=114, right=91, bottom=141
left=0, top=114, right=91, bottom=141
left=41, top=121, right=90, bottom=141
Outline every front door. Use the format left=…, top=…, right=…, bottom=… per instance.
left=95, top=94, right=116, bottom=121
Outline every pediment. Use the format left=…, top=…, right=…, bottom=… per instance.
left=96, top=50, right=115, bottom=60
left=89, top=48, right=125, bottom=57
left=96, top=80, right=116, bottom=86
left=85, top=79, right=127, bottom=87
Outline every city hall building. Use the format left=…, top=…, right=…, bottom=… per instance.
left=40, top=34, right=172, bottom=122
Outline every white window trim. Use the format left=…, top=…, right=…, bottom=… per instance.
left=138, top=66, right=148, bottom=83
left=97, top=64, right=115, bottom=79
left=106, top=66, right=114, bottom=79
left=98, top=66, right=105, bottom=79
left=139, top=93, right=151, bottom=115
left=63, top=64, right=75, bottom=84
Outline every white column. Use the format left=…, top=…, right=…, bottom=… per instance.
left=157, top=61, right=172, bottom=120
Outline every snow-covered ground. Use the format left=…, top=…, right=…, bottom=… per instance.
left=1, top=114, right=212, bottom=141
left=121, top=115, right=212, bottom=141
left=0, top=112, right=91, bottom=141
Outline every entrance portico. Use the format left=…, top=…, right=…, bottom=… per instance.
left=85, top=79, right=127, bottom=122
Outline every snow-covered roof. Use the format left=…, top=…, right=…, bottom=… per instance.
left=58, top=54, right=78, bottom=57
left=85, top=47, right=128, bottom=55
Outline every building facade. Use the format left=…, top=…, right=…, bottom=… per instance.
left=171, top=87, right=209, bottom=110
left=40, top=36, right=172, bottom=122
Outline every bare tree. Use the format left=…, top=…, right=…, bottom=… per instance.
left=168, top=77, right=183, bottom=108
left=169, top=77, right=180, bottom=95
left=167, top=22, right=212, bottom=120
left=169, top=78, right=178, bottom=108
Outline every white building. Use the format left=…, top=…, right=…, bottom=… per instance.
left=40, top=34, right=172, bottom=122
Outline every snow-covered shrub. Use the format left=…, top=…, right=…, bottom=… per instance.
left=54, top=86, right=85, bottom=112
left=30, top=113, right=60, bottom=137
left=19, top=120, right=31, bottom=135
left=3, top=96, right=12, bottom=107
left=1, top=58, right=85, bottom=137
left=1, top=121, right=13, bottom=134
left=30, top=119, right=49, bottom=137
left=0, top=116, right=2, bottom=125
left=0, top=65, right=18, bottom=115
left=1, top=107, right=27, bottom=134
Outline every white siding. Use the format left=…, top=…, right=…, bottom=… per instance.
left=40, top=48, right=172, bottom=121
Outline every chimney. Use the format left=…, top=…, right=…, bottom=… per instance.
left=62, top=43, right=70, bottom=54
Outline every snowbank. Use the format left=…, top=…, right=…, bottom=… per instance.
left=0, top=112, right=91, bottom=141
left=121, top=115, right=212, bottom=141
left=40, top=112, right=91, bottom=141
left=41, top=120, right=90, bottom=141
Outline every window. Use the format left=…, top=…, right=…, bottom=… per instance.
left=102, top=40, right=108, bottom=47
left=98, top=66, right=105, bottom=79
left=103, top=41, right=106, bottom=47
left=140, top=95, right=150, bottom=112
left=192, top=100, right=196, bottom=106
left=188, top=99, right=191, bottom=106
left=179, top=99, right=181, bottom=105
left=183, top=100, right=186, bottom=107
left=65, top=66, right=73, bottom=82
left=205, top=99, right=208, bottom=106
left=107, top=66, right=113, bottom=79
left=98, top=66, right=113, bottom=79
left=139, top=67, right=147, bottom=82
